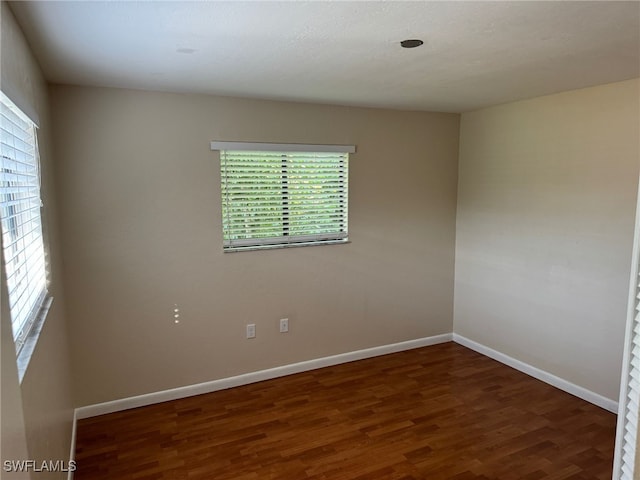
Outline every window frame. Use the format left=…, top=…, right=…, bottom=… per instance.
left=0, top=90, right=52, bottom=379
left=614, top=174, right=640, bottom=480
left=212, top=142, right=355, bottom=252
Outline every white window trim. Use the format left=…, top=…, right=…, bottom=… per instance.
left=16, top=295, right=53, bottom=382
left=211, top=141, right=356, bottom=154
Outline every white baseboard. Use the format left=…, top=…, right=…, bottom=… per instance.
left=73, top=332, right=617, bottom=422
left=452, top=333, right=618, bottom=413
left=75, top=333, right=453, bottom=419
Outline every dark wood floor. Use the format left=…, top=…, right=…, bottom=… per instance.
left=75, top=342, right=616, bottom=479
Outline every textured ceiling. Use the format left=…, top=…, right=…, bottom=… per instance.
left=8, top=1, right=640, bottom=113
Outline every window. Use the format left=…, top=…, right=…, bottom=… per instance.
left=212, top=142, right=355, bottom=251
left=0, top=91, right=49, bottom=357
left=614, top=189, right=640, bottom=480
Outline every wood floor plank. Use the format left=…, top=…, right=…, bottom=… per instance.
left=75, top=342, right=616, bottom=479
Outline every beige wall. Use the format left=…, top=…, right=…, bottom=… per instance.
left=1, top=3, right=74, bottom=478
left=1, top=258, right=29, bottom=478
left=50, top=85, right=460, bottom=406
left=454, top=78, right=640, bottom=401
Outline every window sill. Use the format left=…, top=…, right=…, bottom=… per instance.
left=224, top=239, right=351, bottom=253
left=17, top=295, right=54, bottom=384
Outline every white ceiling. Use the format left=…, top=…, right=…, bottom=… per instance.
left=8, top=1, right=640, bottom=113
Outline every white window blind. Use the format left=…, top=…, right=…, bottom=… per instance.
left=212, top=142, right=354, bottom=251
left=614, top=180, right=640, bottom=480
left=0, top=92, right=48, bottom=354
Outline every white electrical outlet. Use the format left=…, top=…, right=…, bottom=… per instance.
left=246, top=324, right=256, bottom=339
left=279, top=318, right=289, bottom=333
